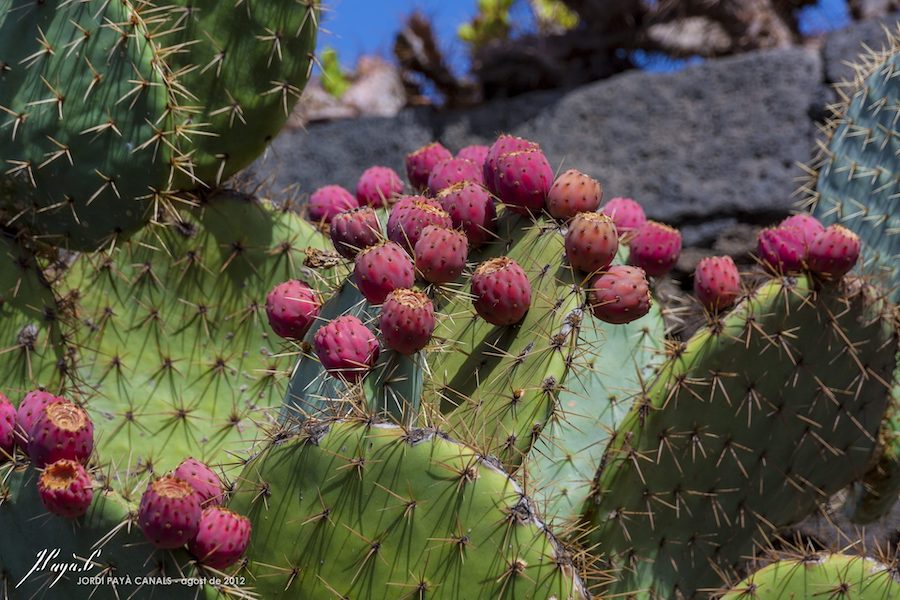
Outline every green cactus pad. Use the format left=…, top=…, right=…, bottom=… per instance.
left=56, top=192, right=331, bottom=475
left=843, top=380, right=900, bottom=524
left=810, top=34, right=900, bottom=300
left=425, top=218, right=583, bottom=468
left=721, top=553, right=899, bottom=599
left=283, top=279, right=425, bottom=426
left=0, top=232, right=66, bottom=396
left=162, top=0, right=319, bottom=185
left=582, top=275, right=898, bottom=598
left=528, top=296, right=666, bottom=527
left=226, top=419, right=588, bottom=600
left=0, top=0, right=173, bottom=249
left=0, top=463, right=197, bottom=600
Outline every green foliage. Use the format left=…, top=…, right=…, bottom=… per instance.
left=531, top=0, right=579, bottom=33
left=320, top=47, right=352, bottom=99
left=226, top=419, right=588, bottom=600
left=458, top=0, right=514, bottom=48
left=582, top=276, right=897, bottom=597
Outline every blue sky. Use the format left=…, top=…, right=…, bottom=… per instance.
left=316, top=0, right=852, bottom=75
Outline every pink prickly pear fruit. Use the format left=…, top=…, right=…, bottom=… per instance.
left=565, top=212, right=619, bottom=274
left=694, top=256, right=742, bottom=312
left=471, top=257, right=532, bottom=326
left=308, top=185, right=359, bottom=224
left=780, top=214, right=824, bottom=248
left=0, top=392, right=15, bottom=458
left=589, top=265, right=652, bottom=324
left=547, top=169, right=603, bottom=220
left=15, top=389, right=62, bottom=446
left=437, top=182, right=497, bottom=248
left=174, top=457, right=225, bottom=507
left=484, top=135, right=539, bottom=195
left=331, top=207, right=383, bottom=259
left=428, top=157, right=484, bottom=195
left=356, top=166, right=404, bottom=207
left=757, top=226, right=806, bottom=273
left=314, top=315, right=380, bottom=382
left=188, top=507, right=252, bottom=570
left=37, top=459, right=94, bottom=518
left=628, top=221, right=682, bottom=277
left=387, top=196, right=452, bottom=253
left=414, top=226, right=469, bottom=284
left=808, top=225, right=861, bottom=280
left=494, top=149, right=554, bottom=215
left=457, top=144, right=490, bottom=168
left=354, top=241, right=416, bottom=304
left=380, top=289, right=436, bottom=355
left=139, top=475, right=202, bottom=549
left=600, top=198, right=647, bottom=237
left=28, top=401, right=93, bottom=468
left=265, top=280, right=321, bottom=340
left=406, top=142, right=453, bottom=191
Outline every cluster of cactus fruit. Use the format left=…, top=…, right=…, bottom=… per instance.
left=0, top=2, right=899, bottom=598
left=0, top=388, right=250, bottom=570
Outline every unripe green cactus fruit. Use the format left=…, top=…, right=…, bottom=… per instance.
left=226, top=418, right=588, bottom=600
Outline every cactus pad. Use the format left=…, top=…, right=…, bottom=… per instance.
left=226, top=419, right=588, bottom=599
left=582, top=275, right=898, bottom=597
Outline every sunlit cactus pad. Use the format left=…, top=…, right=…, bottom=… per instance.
left=583, top=275, right=898, bottom=597
left=56, top=192, right=331, bottom=474
left=227, top=419, right=589, bottom=600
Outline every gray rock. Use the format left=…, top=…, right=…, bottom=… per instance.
left=824, top=12, right=900, bottom=83
left=509, top=48, right=824, bottom=225
left=251, top=47, right=825, bottom=228
left=247, top=108, right=435, bottom=196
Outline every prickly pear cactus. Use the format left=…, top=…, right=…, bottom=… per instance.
left=809, top=30, right=900, bottom=300
left=0, top=463, right=196, bottom=599
left=0, top=232, right=66, bottom=395
left=0, top=0, right=319, bottom=250
left=843, top=392, right=900, bottom=523
left=528, top=284, right=666, bottom=527
left=162, top=0, right=319, bottom=185
left=56, top=192, right=332, bottom=474
left=226, top=418, right=588, bottom=600
left=721, top=553, right=899, bottom=599
left=425, top=216, right=583, bottom=468
left=0, top=0, right=174, bottom=249
left=582, top=275, right=898, bottom=598
left=284, top=279, right=425, bottom=426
